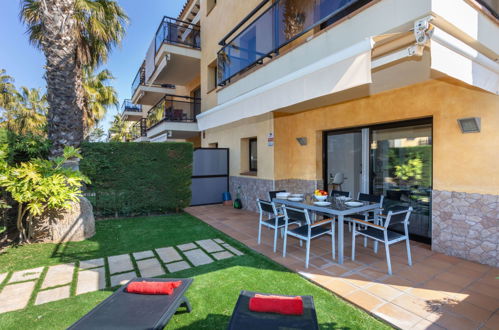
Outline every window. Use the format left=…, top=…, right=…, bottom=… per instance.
left=207, top=0, right=217, bottom=15
left=207, top=60, right=218, bottom=91
left=249, top=138, right=257, bottom=172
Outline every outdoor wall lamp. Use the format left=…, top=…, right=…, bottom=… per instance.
left=457, top=117, right=481, bottom=133
left=296, top=137, right=307, bottom=146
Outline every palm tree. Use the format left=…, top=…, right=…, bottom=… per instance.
left=108, top=114, right=130, bottom=142
left=20, top=0, right=127, bottom=156
left=0, top=69, right=17, bottom=112
left=8, top=87, right=47, bottom=136
left=82, top=68, right=118, bottom=136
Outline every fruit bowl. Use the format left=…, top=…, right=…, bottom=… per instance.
left=314, top=189, right=328, bottom=201
left=314, top=195, right=328, bottom=201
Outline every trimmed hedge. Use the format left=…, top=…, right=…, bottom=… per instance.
left=80, top=142, right=193, bottom=217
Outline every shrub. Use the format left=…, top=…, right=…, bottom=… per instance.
left=80, top=142, right=193, bottom=217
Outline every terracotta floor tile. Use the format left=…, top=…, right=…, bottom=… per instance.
left=322, top=278, right=358, bottom=297
left=435, top=313, right=479, bottom=330
left=421, top=279, right=464, bottom=297
left=461, top=290, right=499, bottom=312
left=309, top=257, right=332, bottom=268
left=456, top=259, right=492, bottom=273
left=341, top=273, right=373, bottom=288
left=411, top=318, right=445, bottom=330
left=345, top=290, right=385, bottom=311
left=366, top=283, right=404, bottom=302
left=442, top=300, right=492, bottom=324
left=484, top=312, right=499, bottom=329
left=408, top=286, right=455, bottom=302
left=434, top=271, right=475, bottom=288
left=380, top=275, right=417, bottom=292
left=358, top=266, right=389, bottom=280
left=392, top=293, right=442, bottom=319
left=467, top=282, right=499, bottom=300
left=373, top=303, right=423, bottom=329
left=322, top=264, right=349, bottom=276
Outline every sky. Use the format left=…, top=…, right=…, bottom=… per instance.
left=0, top=0, right=186, bottom=132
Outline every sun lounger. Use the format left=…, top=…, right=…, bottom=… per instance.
left=227, top=290, right=319, bottom=330
left=68, top=277, right=193, bottom=330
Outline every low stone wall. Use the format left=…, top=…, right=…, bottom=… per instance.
left=432, top=190, right=498, bottom=267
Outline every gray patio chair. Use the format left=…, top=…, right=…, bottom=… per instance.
left=282, top=205, right=335, bottom=268
left=257, top=199, right=300, bottom=252
left=351, top=207, right=413, bottom=275
left=347, top=193, right=385, bottom=235
left=268, top=190, right=286, bottom=201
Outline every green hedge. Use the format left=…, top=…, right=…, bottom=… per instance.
left=80, top=142, right=193, bottom=217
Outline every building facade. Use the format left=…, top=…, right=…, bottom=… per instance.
left=126, top=0, right=499, bottom=267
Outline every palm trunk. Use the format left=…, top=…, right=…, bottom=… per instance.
left=40, top=0, right=84, bottom=157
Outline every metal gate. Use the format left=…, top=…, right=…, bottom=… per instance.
left=190, top=148, right=229, bottom=206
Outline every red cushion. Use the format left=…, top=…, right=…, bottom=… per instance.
left=125, top=281, right=182, bottom=295
left=249, top=294, right=303, bottom=315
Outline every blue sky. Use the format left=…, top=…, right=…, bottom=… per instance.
left=0, top=0, right=185, bottom=132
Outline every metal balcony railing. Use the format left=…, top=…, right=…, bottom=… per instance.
left=155, top=16, right=201, bottom=52
left=131, top=63, right=145, bottom=96
left=147, top=94, right=201, bottom=129
left=121, top=99, right=142, bottom=113
left=130, top=118, right=147, bottom=140
left=217, top=0, right=374, bottom=86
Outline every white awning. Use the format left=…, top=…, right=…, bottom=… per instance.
left=197, top=38, right=374, bottom=131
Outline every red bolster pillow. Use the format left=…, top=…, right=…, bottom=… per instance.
left=126, top=281, right=182, bottom=295
left=249, top=294, right=303, bottom=315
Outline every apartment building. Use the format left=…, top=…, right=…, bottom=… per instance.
left=125, top=0, right=498, bottom=267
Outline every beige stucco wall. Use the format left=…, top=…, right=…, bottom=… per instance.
left=274, top=79, right=499, bottom=195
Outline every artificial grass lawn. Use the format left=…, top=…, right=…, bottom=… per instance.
left=0, top=214, right=391, bottom=329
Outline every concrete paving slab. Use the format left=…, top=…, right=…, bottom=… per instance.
left=183, top=249, right=213, bottom=267
left=108, top=254, right=133, bottom=274
left=0, top=273, right=7, bottom=285
left=222, top=243, right=244, bottom=256
left=0, top=281, right=36, bottom=313
left=41, top=263, right=75, bottom=289
left=165, top=261, right=191, bottom=273
left=35, top=285, right=70, bottom=305
left=133, top=250, right=154, bottom=260
left=76, top=267, right=106, bottom=295
left=110, top=271, right=136, bottom=287
left=137, top=258, right=165, bottom=277
left=196, top=239, right=224, bottom=253
left=212, top=251, right=234, bottom=260
left=177, top=243, right=197, bottom=251
left=214, top=239, right=225, bottom=244
left=156, top=247, right=182, bottom=263
left=79, top=258, right=105, bottom=269
left=9, top=267, right=44, bottom=283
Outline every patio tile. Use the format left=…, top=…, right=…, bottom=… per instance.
left=214, top=239, right=224, bottom=244
left=212, top=251, right=234, bottom=260
left=177, top=243, right=197, bottom=251
left=434, top=271, right=475, bottom=288
left=435, top=312, right=480, bottom=330
left=222, top=243, right=244, bottom=256
left=108, top=254, right=133, bottom=274
left=309, top=257, right=332, bottom=268
left=365, top=283, right=404, bottom=302
left=341, top=273, right=373, bottom=288
left=196, top=239, right=225, bottom=253
left=372, top=303, right=423, bottom=329
left=421, top=279, right=464, bottom=297
left=442, top=300, right=491, bottom=324
left=0, top=281, right=36, bottom=313
left=79, top=258, right=105, bottom=270
left=41, top=263, right=75, bottom=289
left=461, top=289, right=499, bottom=312
left=345, top=290, right=385, bottom=311
left=0, top=273, right=7, bottom=284
left=136, top=258, right=165, bottom=277
left=133, top=250, right=155, bottom=260
left=466, top=282, right=499, bottom=299
left=379, top=275, right=417, bottom=292
left=110, top=271, right=136, bottom=287
left=8, top=266, right=44, bottom=283
left=183, top=249, right=213, bottom=267
left=484, top=312, right=499, bottom=329
left=156, top=247, right=183, bottom=263
left=322, top=264, right=350, bottom=276
left=76, top=267, right=106, bottom=295
left=358, top=267, right=388, bottom=280
left=411, top=318, right=445, bottom=330
left=322, top=278, right=358, bottom=296
left=408, top=286, right=454, bottom=302
left=165, top=261, right=191, bottom=273
left=391, top=293, right=441, bottom=319
left=35, top=285, right=70, bottom=305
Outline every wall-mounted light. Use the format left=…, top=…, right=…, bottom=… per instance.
left=457, top=117, right=481, bottom=133
left=296, top=137, right=307, bottom=146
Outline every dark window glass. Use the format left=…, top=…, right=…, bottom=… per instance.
left=249, top=138, right=258, bottom=171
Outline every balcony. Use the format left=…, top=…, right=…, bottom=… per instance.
left=121, top=99, right=143, bottom=121
left=217, top=0, right=374, bottom=86
left=129, top=118, right=148, bottom=142
left=146, top=95, right=200, bottom=140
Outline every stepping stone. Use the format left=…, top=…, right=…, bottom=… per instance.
left=214, top=239, right=225, bottom=244
left=0, top=273, right=7, bottom=285
left=196, top=239, right=224, bottom=253
left=156, top=247, right=182, bottom=263
left=212, top=251, right=234, bottom=260
left=108, top=254, right=133, bottom=274
left=183, top=249, right=213, bottom=267
left=76, top=267, right=106, bottom=295
left=177, top=243, right=197, bottom=251
left=165, top=261, right=191, bottom=273
left=9, top=267, right=44, bottom=283
left=0, top=281, right=36, bottom=313
left=137, top=258, right=165, bottom=277
left=41, top=263, right=75, bottom=289
left=110, top=271, right=136, bottom=287
left=35, top=285, right=70, bottom=305
left=133, top=250, right=154, bottom=260
left=79, top=258, right=105, bottom=270
left=222, top=243, right=244, bottom=256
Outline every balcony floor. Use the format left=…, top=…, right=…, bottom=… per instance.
left=185, top=204, right=499, bottom=330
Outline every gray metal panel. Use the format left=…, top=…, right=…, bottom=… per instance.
left=192, top=149, right=228, bottom=176
left=191, top=177, right=227, bottom=205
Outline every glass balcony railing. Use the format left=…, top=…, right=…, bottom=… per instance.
left=155, top=16, right=201, bottom=52
left=131, top=64, right=145, bottom=96
left=147, top=94, right=201, bottom=129
left=121, top=99, right=142, bottom=113
left=217, top=0, right=373, bottom=86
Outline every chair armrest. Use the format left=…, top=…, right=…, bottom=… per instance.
left=352, top=219, right=384, bottom=230
left=311, top=218, right=333, bottom=227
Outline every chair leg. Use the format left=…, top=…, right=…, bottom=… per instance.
left=305, top=239, right=311, bottom=268
left=385, top=243, right=392, bottom=275
left=273, top=227, right=278, bottom=253
left=180, top=296, right=192, bottom=313
left=331, top=222, right=336, bottom=260
left=406, top=237, right=412, bottom=266
left=282, top=229, right=288, bottom=257
left=364, top=236, right=367, bottom=248
left=299, top=240, right=303, bottom=247
left=351, top=229, right=356, bottom=261
left=257, top=222, right=262, bottom=245
left=374, top=241, right=378, bottom=254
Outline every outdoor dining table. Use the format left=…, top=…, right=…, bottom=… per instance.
left=273, top=197, right=381, bottom=264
